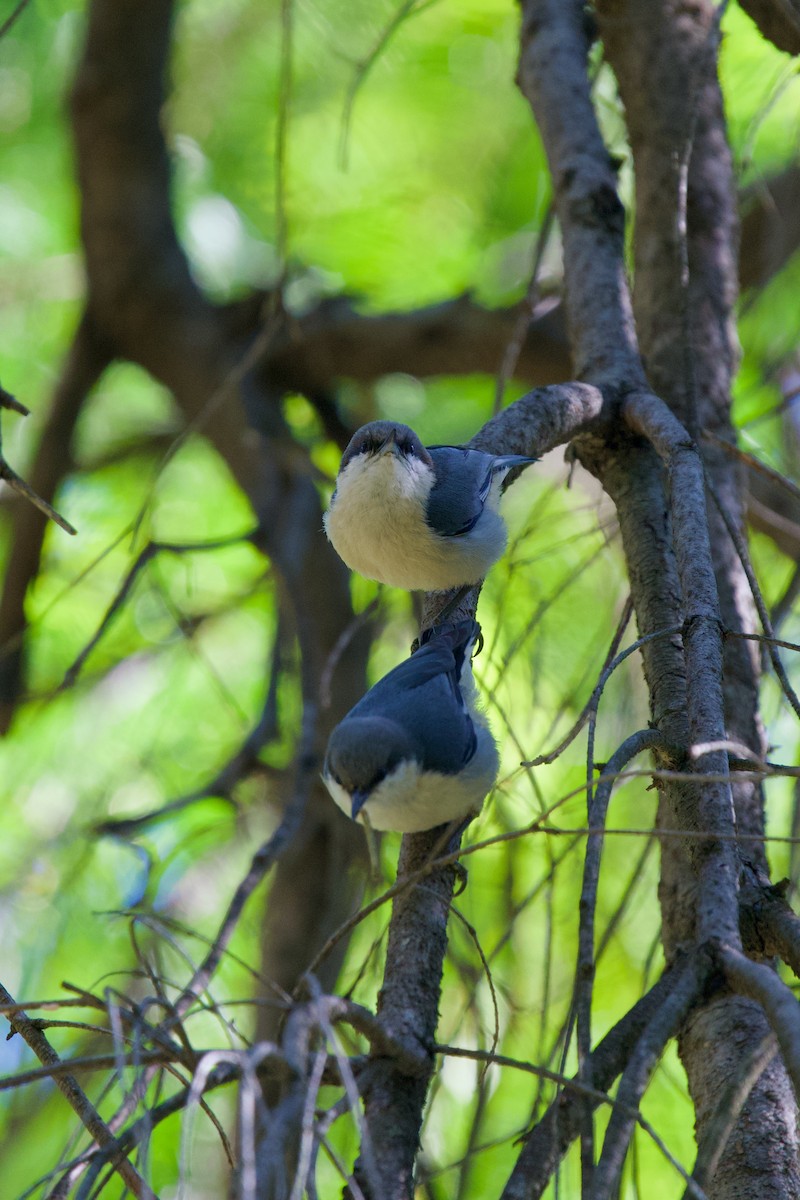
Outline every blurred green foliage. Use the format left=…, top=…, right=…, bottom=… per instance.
left=1, top=1, right=799, bottom=1196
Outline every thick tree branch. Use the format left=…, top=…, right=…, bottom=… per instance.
left=738, top=0, right=800, bottom=54
left=598, top=2, right=799, bottom=1192
left=720, top=946, right=800, bottom=1097
left=517, top=1, right=643, bottom=386
left=351, top=824, right=458, bottom=1199
left=0, top=314, right=110, bottom=729
left=624, top=391, right=739, bottom=946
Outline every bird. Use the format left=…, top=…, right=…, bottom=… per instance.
left=323, top=420, right=536, bottom=590
left=322, top=618, right=499, bottom=833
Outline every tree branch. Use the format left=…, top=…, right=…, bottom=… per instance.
left=0, top=313, right=110, bottom=729
left=738, top=0, right=800, bottom=55
left=576, top=728, right=666, bottom=1186
left=501, top=960, right=693, bottom=1200
left=0, top=981, right=155, bottom=1199
left=720, top=946, right=800, bottom=1098
left=351, top=824, right=459, bottom=1199
left=589, top=956, right=708, bottom=1200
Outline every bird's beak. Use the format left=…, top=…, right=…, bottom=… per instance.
left=351, top=789, right=370, bottom=820
left=378, top=428, right=401, bottom=457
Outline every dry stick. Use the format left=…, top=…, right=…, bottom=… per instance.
left=292, top=988, right=382, bottom=1199
left=705, top=471, right=800, bottom=721
left=0, top=386, right=76, bottom=534
left=0, top=982, right=155, bottom=1199
left=576, top=729, right=666, bottom=1189
left=683, top=1033, right=778, bottom=1200
left=0, top=384, right=75, bottom=530
left=719, top=946, right=800, bottom=1098
left=625, top=392, right=740, bottom=948
left=589, top=957, right=709, bottom=1200
left=0, top=459, right=77, bottom=534
left=72, top=706, right=318, bottom=1191
left=0, top=1049, right=185, bottom=1093
left=72, top=1064, right=240, bottom=1200
left=288, top=1048, right=328, bottom=1200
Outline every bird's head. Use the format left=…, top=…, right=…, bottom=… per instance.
left=324, top=716, right=418, bottom=820
left=338, top=421, right=434, bottom=478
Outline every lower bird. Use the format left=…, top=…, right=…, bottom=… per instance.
left=323, top=619, right=499, bottom=834
left=323, top=420, right=536, bottom=590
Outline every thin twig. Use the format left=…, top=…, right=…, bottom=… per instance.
left=493, top=204, right=557, bottom=415
left=703, top=428, right=800, bottom=507
left=0, top=0, right=31, bottom=39
left=589, top=958, right=707, bottom=1200
left=0, top=459, right=77, bottom=534
left=525, top=613, right=680, bottom=767
left=576, top=729, right=666, bottom=1192
left=0, top=982, right=154, bottom=1198
left=61, top=533, right=256, bottom=689
left=338, top=0, right=439, bottom=167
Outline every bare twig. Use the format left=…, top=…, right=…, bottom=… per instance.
left=0, top=981, right=154, bottom=1198
left=501, top=960, right=692, bottom=1200
left=524, top=617, right=681, bottom=767
left=0, top=0, right=32, bottom=39
left=589, top=957, right=708, bottom=1200
left=576, top=728, right=665, bottom=1189
left=61, top=533, right=257, bottom=689
left=169, top=702, right=319, bottom=1028
left=0, top=459, right=76, bottom=534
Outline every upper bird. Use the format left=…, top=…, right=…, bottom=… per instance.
left=323, top=619, right=498, bottom=833
left=323, top=420, right=536, bottom=590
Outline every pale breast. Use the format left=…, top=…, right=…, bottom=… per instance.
left=325, top=454, right=507, bottom=589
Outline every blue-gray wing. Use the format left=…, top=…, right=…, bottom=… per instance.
left=351, top=619, right=479, bottom=773
left=425, top=447, right=535, bottom=537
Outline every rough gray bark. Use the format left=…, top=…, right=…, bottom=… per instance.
left=597, top=2, right=799, bottom=1192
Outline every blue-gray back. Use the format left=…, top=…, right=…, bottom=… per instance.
left=348, top=620, right=478, bottom=774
